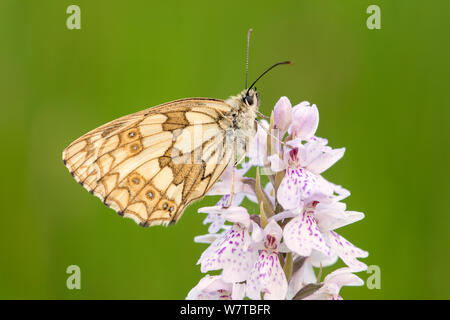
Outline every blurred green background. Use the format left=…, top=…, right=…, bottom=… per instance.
left=1, top=0, right=449, bottom=299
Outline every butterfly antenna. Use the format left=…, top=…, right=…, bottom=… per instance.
left=247, top=61, right=293, bottom=95
left=245, top=28, right=253, bottom=89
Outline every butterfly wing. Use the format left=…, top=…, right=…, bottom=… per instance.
left=63, top=98, right=234, bottom=227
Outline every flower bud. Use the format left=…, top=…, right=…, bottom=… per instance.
left=289, top=101, right=319, bottom=140
left=274, top=96, right=292, bottom=132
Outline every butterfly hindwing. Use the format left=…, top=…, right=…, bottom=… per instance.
left=63, top=98, right=233, bottom=227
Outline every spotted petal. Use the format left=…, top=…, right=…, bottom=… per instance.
left=201, top=205, right=228, bottom=234
left=199, top=206, right=250, bottom=233
left=327, top=231, right=369, bottom=271
left=246, top=251, right=288, bottom=300
left=186, top=275, right=233, bottom=300
left=216, top=194, right=245, bottom=208
left=301, top=137, right=329, bottom=165
left=277, top=168, right=318, bottom=210
left=198, top=224, right=258, bottom=282
left=283, top=211, right=332, bottom=257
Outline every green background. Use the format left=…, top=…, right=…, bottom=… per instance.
left=1, top=0, right=449, bottom=299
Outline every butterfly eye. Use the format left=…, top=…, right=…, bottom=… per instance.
left=244, top=95, right=254, bottom=105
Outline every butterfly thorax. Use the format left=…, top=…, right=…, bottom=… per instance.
left=224, top=88, right=260, bottom=159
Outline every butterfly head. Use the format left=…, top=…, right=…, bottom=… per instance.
left=239, top=61, right=292, bottom=111
left=240, top=29, right=292, bottom=113
left=241, top=88, right=259, bottom=109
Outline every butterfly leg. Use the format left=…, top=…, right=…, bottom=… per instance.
left=255, top=119, right=293, bottom=150
left=224, top=151, right=248, bottom=208
left=223, top=167, right=235, bottom=208
left=233, top=152, right=247, bottom=167
left=256, top=111, right=270, bottom=119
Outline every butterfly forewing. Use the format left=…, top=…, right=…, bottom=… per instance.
left=63, top=98, right=233, bottom=227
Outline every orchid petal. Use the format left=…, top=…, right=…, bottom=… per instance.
left=306, top=147, right=345, bottom=174
left=222, top=207, right=251, bottom=228
left=199, top=206, right=251, bottom=229
left=283, top=211, right=332, bottom=257
left=303, top=267, right=364, bottom=300
left=247, top=251, right=288, bottom=300
left=314, top=201, right=364, bottom=232
left=208, top=164, right=253, bottom=196
left=269, top=210, right=299, bottom=222
left=251, top=221, right=264, bottom=243
left=316, top=205, right=365, bottom=232
left=304, top=268, right=363, bottom=300
left=231, top=282, right=246, bottom=300
left=186, top=275, right=232, bottom=300
left=301, top=137, right=329, bottom=167
left=274, top=96, right=292, bottom=132
left=312, top=176, right=350, bottom=202
left=264, top=182, right=276, bottom=207
left=198, top=224, right=258, bottom=282
left=289, top=102, right=319, bottom=140
left=194, top=233, right=221, bottom=244
left=264, top=220, right=283, bottom=243
left=309, top=250, right=339, bottom=268
left=216, top=193, right=245, bottom=207
left=327, top=231, right=369, bottom=272
left=277, top=168, right=318, bottom=210
left=287, top=260, right=316, bottom=299
left=248, top=120, right=269, bottom=166
left=324, top=267, right=364, bottom=288
left=268, top=154, right=287, bottom=173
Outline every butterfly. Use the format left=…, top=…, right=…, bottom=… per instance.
left=62, top=30, right=291, bottom=228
